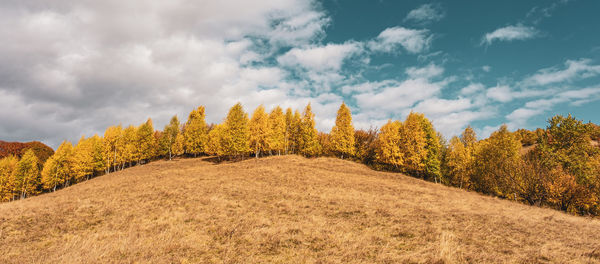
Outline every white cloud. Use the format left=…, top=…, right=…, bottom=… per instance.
left=507, top=87, right=600, bottom=128
left=404, top=3, right=445, bottom=24
left=277, top=42, right=362, bottom=71
left=482, top=65, right=491, bottom=72
left=368, top=27, right=432, bottom=53
left=406, top=63, right=444, bottom=79
left=525, top=59, right=600, bottom=86
left=412, top=98, right=472, bottom=116
left=486, top=85, right=513, bottom=102
left=460, top=83, right=485, bottom=95
left=481, top=24, right=538, bottom=45
left=354, top=78, right=444, bottom=112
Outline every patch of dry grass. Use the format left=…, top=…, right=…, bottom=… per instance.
left=1, top=155, right=599, bottom=263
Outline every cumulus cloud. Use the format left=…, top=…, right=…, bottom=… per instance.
left=368, top=27, right=432, bottom=53
left=405, top=63, right=444, bottom=79
left=404, top=3, right=445, bottom=24
left=277, top=42, right=362, bottom=71
left=481, top=24, right=538, bottom=45
left=507, top=87, right=600, bottom=128
left=525, top=59, right=600, bottom=86
left=0, top=0, right=333, bottom=147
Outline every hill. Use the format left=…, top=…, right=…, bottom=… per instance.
left=1, top=156, right=599, bottom=263
left=0, top=140, right=54, bottom=163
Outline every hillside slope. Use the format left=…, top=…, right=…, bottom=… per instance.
left=1, top=156, right=599, bottom=263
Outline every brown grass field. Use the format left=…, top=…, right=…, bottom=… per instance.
left=1, top=155, right=600, bottom=263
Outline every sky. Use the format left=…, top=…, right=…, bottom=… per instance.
left=1, top=0, right=599, bottom=149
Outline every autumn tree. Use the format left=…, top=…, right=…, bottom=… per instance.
left=354, top=128, right=378, bottom=165
left=269, top=106, right=286, bottom=155
left=298, top=103, right=321, bottom=157
left=121, top=125, right=138, bottom=167
left=71, top=137, right=96, bottom=183
left=137, top=118, right=157, bottom=163
left=13, top=149, right=41, bottom=199
left=375, top=120, right=403, bottom=169
left=207, top=124, right=225, bottom=157
left=103, top=125, right=122, bottom=173
left=444, top=136, right=473, bottom=189
left=249, top=105, right=270, bottom=158
left=285, top=108, right=302, bottom=154
left=0, top=155, right=18, bottom=201
left=222, top=103, right=250, bottom=158
left=183, top=106, right=209, bottom=157
left=399, top=112, right=427, bottom=176
left=472, top=125, right=521, bottom=197
left=413, top=113, right=442, bottom=182
left=162, top=115, right=181, bottom=160
left=330, top=102, right=355, bottom=159
left=173, top=133, right=185, bottom=157
left=41, top=141, right=74, bottom=191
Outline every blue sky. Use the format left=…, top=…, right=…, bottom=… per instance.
left=0, top=0, right=599, bottom=147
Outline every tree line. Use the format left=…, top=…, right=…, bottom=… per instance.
left=1, top=103, right=599, bottom=215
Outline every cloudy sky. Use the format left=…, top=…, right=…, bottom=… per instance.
left=1, top=0, right=600, bottom=148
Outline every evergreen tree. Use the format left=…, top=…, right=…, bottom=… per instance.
left=375, top=120, right=403, bottom=169
left=299, top=103, right=321, bottom=157
left=330, top=102, right=355, bottom=159
left=222, top=103, right=250, bottom=158
left=249, top=105, right=270, bottom=158
left=13, top=149, right=41, bottom=199
left=0, top=155, right=19, bottom=201
left=183, top=106, right=209, bottom=157
left=269, top=106, right=286, bottom=155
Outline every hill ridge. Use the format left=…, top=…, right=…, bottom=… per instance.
left=1, top=155, right=599, bottom=263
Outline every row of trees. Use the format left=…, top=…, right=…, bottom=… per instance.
left=1, top=102, right=599, bottom=215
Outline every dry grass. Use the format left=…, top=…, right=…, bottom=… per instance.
left=1, top=155, right=600, bottom=263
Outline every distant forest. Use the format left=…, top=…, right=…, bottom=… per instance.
left=1, top=103, right=599, bottom=215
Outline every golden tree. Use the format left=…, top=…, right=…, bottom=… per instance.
left=400, top=112, right=427, bottom=176
left=222, top=103, right=250, bottom=158
left=269, top=106, right=286, bottom=155
left=162, top=115, right=181, bottom=160
left=413, top=113, right=442, bottom=182
left=375, top=120, right=403, bottom=169
left=329, top=102, right=355, bottom=159
left=137, top=118, right=157, bottom=163
left=121, top=125, right=138, bottom=167
left=41, top=141, right=74, bottom=191
left=207, top=124, right=225, bottom=157
left=249, top=105, right=271, bottom=158
left=13, top=149, right=41, bottom=199
left=173, top=133, right=185, bottom=157
left=183, top=106, right=209, bottom=157
left=299, top=103, right=321, bottom=157
left=0, top=155, right=19, bottom=201
left=71, top=137, right=95, bottom=183
left=472, top=125, right=521, bottom=197
left=445, top=136, right=473, bottom=189
left=103, top=125, right=122, bottom=173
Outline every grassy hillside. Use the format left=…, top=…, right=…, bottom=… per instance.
left=1, top=156, right=599, bottom=263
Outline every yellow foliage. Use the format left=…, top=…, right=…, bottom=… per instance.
left=0, top=155, right=19, bottom=201
left=249, top=105, right=271, bottom=158
left=375, top=120, right=403, bottom=168
left=330, top=102, right=355, bottom=159
left=269, top=106, right=286, bottom=154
